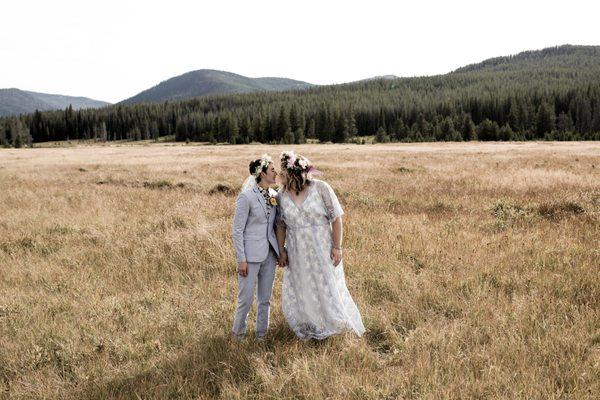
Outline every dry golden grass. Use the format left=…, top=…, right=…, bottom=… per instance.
left=0, top=141, right=599, bottom=399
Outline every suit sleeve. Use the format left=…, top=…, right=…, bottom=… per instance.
left=232, top=193, right=250, bottom=263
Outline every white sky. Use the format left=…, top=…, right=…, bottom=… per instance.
left=1, top=0, right=598, bottom=103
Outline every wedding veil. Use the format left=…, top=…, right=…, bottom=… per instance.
left=241, top=175, right=258, bottom=191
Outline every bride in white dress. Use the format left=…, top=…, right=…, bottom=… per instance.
left=275, top=151, right=365, bottom=340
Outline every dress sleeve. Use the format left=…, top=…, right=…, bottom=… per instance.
left=275, top=192, right=286, bottom=228
left=316, top=180, right=344, bottom=222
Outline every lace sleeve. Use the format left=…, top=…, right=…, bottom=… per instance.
left=275, top=193, right=286, bottom=228
left=316, top=180, right=344, bottom=222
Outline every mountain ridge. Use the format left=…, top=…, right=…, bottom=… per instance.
left=0, top=88, right=110, bottom=117
left=120, top=69, right=314, bottom=104
left=452, top=44, right=600, bottom=73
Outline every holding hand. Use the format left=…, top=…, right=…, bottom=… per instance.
left=331, top=248, right=342, bottom=267
left=278, top=249, right=288, bottom=267
left=237, top=261, right=248, bottom=277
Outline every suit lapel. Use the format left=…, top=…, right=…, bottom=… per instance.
left=253, top=187, right=268, bottom=219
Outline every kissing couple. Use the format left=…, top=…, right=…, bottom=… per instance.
left=231, top=151, right=365, bottom=341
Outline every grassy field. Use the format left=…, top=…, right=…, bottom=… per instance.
left=0, top=141, right=599, bottom=399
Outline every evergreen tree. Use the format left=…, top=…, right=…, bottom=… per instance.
left=556, top=112, right=574, bottom=132
left=392, top=118, right=407, bottom=141
left=591, top=104, right=600, bottom=133
left=378, top=108, right=387, bottom=133
left=375, top=126, right=390, bottom=143
left=251, top=115, right=263, bottom=142
left=316, top=107, right=327, bottom=140
left=289, top=104, right=300, bottom=132
left=64, top=104, right=75, bottom=140
left=574, top=96, right=592, bottom=133
left=130, top=126, right=142, bottom=141
left=499, top=123, right=513, bottom=141
left=239, top=116, right=251, bottom=142
left=317, top=107, right=334, bottom=142
left=0, top=123, right=7, bottom=147
left=323, top=111, right=335, bottom=142
left=228, top=116, right=239, bottom=144
left=306, top=117, right=316, bottom=139
left=31, top=109, right=46, bottom=142
left=348, top=113, right=358, bottom=138
left=461, top=113, right=477, bottom=140
left=150, top=121, right=159, bottom=140
left=416, top=113, right=430, bottom=137
left=175, top=120, right=188, bottom=141
left=477, top=119, right=500, bottom=141
left=333, top=112, right=348, bottom=143
left=450, top=129, right=463, bottom=141
left=536, top=102, right=556, bottom=136
left=440, top=117, right=456, bottom=141
left=277, top=106, right=289, bottom=139
left=263, top=114, right=274, bottom=143
left=283, top=128, right=294, bottom=144
left=294, top=128, right=306, bottom=144
left=10, top=118, right=32, bottom=148
left=216, top=116, right=227, bottom=142
left=507, top=99, right=520, bottom=131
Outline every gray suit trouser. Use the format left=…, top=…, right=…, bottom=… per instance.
left=232, top=246, right=277, bottom=338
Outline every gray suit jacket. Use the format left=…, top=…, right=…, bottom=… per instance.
left=232, top=187, right=280, bottom=263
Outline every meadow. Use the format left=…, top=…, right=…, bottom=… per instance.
left=0, top=141, right=598, bottom=399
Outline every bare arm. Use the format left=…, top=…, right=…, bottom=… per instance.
left=332, top=216, right=343, bottom=248
left=331, top=216, right=343, bottom=266
left=276, top=224, right=286, bottom=252
left=276, top=224, right=288, bottom=267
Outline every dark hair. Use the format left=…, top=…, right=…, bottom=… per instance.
left=249, top=159, right=269, bottom=183
left=287, top=170, right=311, bottom=195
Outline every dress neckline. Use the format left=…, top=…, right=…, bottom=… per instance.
left=286, top=183, right=314, bottom=210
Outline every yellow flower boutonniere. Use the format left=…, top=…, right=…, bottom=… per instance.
left=269, top=196, right=278, bottom=206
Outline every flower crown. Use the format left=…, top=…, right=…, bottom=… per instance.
left=280, top=150, right=316, bottom=174
left=252, top=154, right=273, bottom=177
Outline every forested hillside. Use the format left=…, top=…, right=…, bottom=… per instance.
left=2, top=45, right=599, bottom=147
left=120, top=69, right=313, bottom=104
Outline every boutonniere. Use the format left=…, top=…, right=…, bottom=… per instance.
left=268, top=188, right=278, bottom=206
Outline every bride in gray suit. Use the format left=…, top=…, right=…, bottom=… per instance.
left=276, top=151, right=365, bottom=340
left=231, top=155, right=280, bottom=340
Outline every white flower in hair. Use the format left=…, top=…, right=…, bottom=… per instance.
left=253, top=154, right=272, bottom=177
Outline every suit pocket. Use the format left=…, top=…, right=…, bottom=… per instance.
left=244, top=235, right=263, bottom=241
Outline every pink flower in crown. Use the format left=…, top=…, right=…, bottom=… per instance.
left=285, top=151, right=297, bottom=169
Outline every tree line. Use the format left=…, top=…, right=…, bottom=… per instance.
left=2, top=47, right=600, bottom=147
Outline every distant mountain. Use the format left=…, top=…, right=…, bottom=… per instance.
left=121, top=69, right=314, bottom=104
left=4, top=44, right=600, bottom=145
left=452, top=44, right=600, bottom=73
left=0, top=89, right=110, bottom=117
left=361, top=75, right=400, bottom=81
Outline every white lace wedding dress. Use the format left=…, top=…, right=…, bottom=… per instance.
left=277, top=179, right=365, bottom=339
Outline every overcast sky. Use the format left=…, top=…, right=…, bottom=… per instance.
left=1, top=0, right=598, bottom=103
